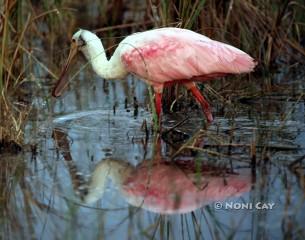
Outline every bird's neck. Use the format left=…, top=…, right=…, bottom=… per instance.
left=84, top=159, right=132, bottom=204
left=84, top=40, right=127, bottom=79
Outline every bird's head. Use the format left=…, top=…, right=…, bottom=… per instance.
left=52, top=29, right=100, bottom=97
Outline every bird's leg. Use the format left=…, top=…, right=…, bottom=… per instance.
left=155, top=92, right=162, bottom=119
left=183, top=82, right=213, bottom=122
left=153, top=85, right=163, bottom=127
left=153, top=84, right=163, bottom=132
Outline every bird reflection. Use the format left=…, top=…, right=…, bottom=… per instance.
left=53, top=127, right=251, bottom=214
left=85, top=158, right=251, bottom=214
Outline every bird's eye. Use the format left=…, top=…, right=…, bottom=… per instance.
left=71, top=38, right=76, bottom=43
left=79, top=35, right=86, bottom=47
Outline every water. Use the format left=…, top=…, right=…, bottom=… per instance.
left=3, top=66, right=304, bottom=239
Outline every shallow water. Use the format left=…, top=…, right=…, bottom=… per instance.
left=2, top=67, right=304, bottom=239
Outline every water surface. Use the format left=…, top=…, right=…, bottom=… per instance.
left=3, top=68, right=304, bottom=239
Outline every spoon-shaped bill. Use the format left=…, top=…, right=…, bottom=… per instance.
left=52, top=42, right=78, bottom=97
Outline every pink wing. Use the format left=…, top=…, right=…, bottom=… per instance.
left=121, top=29, right=256, bottom=84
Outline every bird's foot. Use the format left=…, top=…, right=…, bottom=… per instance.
left=204, top=110, right=214, bottom=123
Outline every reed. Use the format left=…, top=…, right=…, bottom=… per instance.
left=0, top=0, right=28, bottom=145
left=0, top=0, right=305, bottom=144
left=0, top=0, right=72, bottom=145
left=0, top=1, right=304, bottom=239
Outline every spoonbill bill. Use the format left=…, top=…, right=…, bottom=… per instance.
left=52, top=28, right=256, bottom=123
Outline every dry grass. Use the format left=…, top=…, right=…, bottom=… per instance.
left=0, top=0, right=305, bottom=145
left=0, top=0, right=73, bottom=146
left=1, top=0, right=29, bottom=145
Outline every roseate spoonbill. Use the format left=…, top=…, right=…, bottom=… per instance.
left=84, top=158, right=251, bottom=214
left=52, top=28, right=256, bottom=123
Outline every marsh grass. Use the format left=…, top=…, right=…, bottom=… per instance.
left=0, top=1, right=304, bottom=239
left=1, top=0, right=305, bottom=144
left=0, top=0, right=74, bottom=146
left=0, top=0, right=30, bottom=145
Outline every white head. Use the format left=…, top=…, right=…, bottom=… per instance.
left=52, top=29, right=103, bottom=97
left=71, top=29, right=103, bottom=60
left=83, top=159, right=132, bottom=204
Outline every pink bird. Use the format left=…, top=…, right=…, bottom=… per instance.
left=52, top=27, right=256, bottom=123
left=84, top=158, right=251, bottom=214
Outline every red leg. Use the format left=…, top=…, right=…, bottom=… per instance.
left=184, top=82, right=213, bottom=122
left=153, top=85, right=163, bottom=125
left=155, top=92, right=162, bottom=120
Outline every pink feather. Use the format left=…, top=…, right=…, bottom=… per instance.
left=120, top=28, right=256, bottom=84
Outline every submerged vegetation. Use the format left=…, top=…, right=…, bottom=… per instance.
left=0, top=0, right=304, bottom=145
